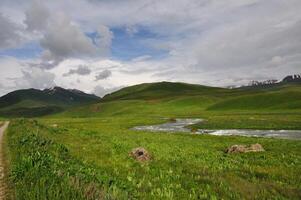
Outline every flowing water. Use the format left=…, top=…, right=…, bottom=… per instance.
left=132, top=118, right=301, bottom=140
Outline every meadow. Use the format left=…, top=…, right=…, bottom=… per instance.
left=3, top=82, right=301, bottom=199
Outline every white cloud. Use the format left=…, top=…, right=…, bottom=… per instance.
left=0, top=57, right=23, bottom=90
left=131, top=55, right=152, bottom=62
left=0, top=13, right=23, bottom=49
left=0, top=56, right=55, bottom=96
left=1, top=0, right=301, bottom=96
left=93, top=85, right=121, bottom=97
left=24, top=0, right=49, bottom=31
left=94, top=25, right=114, bottom=56
left=22, top=1, right=113, bottom=69
left=39, top=13, right=96, bottom=68
left=14, top=67, right=56, bottom=89
left=95, top=69, right=112, bottom=81
left=63, top=65, right=91, bottom=77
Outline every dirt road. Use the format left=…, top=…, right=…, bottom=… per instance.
left=0, top=122, right=9, bottom=200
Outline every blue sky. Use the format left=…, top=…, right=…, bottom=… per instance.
left=88, top=26, right=169, bottom=61
left=110, top=27, right=168, bottom=61
left=0, top=25, right=169, bottom=62
left=0, top=42, right=42, bottom=59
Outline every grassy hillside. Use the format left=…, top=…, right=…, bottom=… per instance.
left=4, top=82, right=301, bottom=199
left=6, top=118, right=301, bottom=199
left=2, top=81, right=300, bottom=118
left=0, top=87, right=100, bottom=117
left=102, top=82, right=230, bottom=101
left=208, top=84, right=301, bottom=111
left=208, top=91, right=301, bottom=111
left=99, top=82, right=301, bottom=112
left=57, top=81, right=301, bottom=114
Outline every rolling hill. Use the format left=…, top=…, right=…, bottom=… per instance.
left=0, top=87, right=100, bottom=117
left=1, top=77, right=301, bottom=118
left=208, top=83, right=301, bottom=111
left=101, top=81, right=229, bottom=101
left=55, top=80, right=301, bottom=119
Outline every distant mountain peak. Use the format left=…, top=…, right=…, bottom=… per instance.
left=282, top=74, right=301, bottom=83
left=238, top=73, right=300, bottom=88
left=0, top=86, right=100, bottom=117
left=248, top=79, right=279, bottom=87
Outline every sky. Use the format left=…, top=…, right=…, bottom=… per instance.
left=0, top=0, right=300, bottom=97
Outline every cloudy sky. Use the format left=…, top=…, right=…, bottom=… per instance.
left=0, top=0, right=300, bottom=96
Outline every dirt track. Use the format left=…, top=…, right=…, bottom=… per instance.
left=0, top=122, right=9, bottom=200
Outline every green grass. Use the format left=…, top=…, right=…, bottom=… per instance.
left=0, top=106, right=64, bottom=118
left=4, top=82, right=301, bottom=199
left=102, top=82, right=229, bottom=101
left=7, top=117, right=301, bottom=199
left=208, top=91, right=301, bottom=111
left=7, top=119, right=120, bottom=199
left=190, top=112, right=301, bottom=130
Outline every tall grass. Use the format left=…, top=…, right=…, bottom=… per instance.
left=7, top=119, right=132, bottom=199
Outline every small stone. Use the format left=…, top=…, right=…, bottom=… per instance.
left=226, top=143, right=265, bottom=153
left=130, top=147, right=151, bottom=162
left=248, top=143, right=265, bottom=152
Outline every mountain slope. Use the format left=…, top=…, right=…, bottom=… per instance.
left=102, top=81, right=229, bottom=101
left=208, top=84, right=301, bottom=111
left=58, top=81, right=301, bottom=118
left=0, top=87, right=100, bottom=117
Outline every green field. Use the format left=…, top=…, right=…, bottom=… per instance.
left=4, top=82, right=301, bottom=199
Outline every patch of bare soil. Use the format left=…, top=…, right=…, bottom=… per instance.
left=0, top=122, right=10, bottom=200
left=130, top=147, right=151, bottom=162
left=226, top=143, right=265, bottom=153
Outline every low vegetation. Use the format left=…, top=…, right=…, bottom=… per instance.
left=4, top=81, right=301, bottom=199
left=6, top=118, right=301, bottom=199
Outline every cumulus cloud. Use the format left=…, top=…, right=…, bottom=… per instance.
left=1, top=0, right=301, bottom=94
left=39, top=14, right=96, bottom=68
left=63, top=65, right=91, bottom=76
left=0, top=13, right=23, bottom=49
left=94, top=25, right=114, bottom=55
left=95, top=69, right=112, bottom=81
left=24, top=0, right=49, bottom=31
left=14, top=67, right=56, bottom=89
left=93, top=85, right=121, bottom=97
left=22, top=1, right=113, bottom=69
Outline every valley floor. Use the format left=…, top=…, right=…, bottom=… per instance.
left=3, top=83, right=301, bottom=199
left=5, top=111, right=301, bottom=199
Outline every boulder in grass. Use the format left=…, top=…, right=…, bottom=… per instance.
left=130, top=147, right=151, bottom=162
left=226, top=143, right=265, bottom=153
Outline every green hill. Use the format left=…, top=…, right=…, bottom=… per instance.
left=102, top=81, right=229, bottom=101
left=103, top=81, right=301, bottom=111
left=0, top=87, right=100, bottom=117
left=56, top=81, right=301, bottom=118
left=2, top=81, right=301, bottom=118
left=208, top=83, right=301, bottom=111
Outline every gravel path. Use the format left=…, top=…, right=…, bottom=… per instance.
left=0, top=122, right=10, bottom=200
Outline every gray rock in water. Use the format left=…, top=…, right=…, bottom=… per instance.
left=226, top=143, right=265, bottom=153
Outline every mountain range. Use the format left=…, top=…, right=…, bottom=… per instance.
left=0, top=87, right=100, bottom=117
left=0, top=74, right=300, bottom=117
